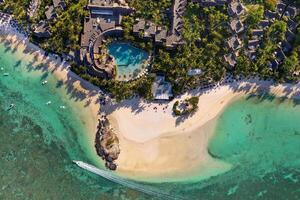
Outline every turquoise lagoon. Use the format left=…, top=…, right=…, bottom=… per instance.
left=0, top=38, right=300, bottom=200
left=107, top=42, right=149, bottom=79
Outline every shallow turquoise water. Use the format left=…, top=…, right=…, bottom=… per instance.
left=107, top=42, right=149, bottom=79
left=0, top=40, right=155, bottom=200
left=1, top=38, right=300, bottom=200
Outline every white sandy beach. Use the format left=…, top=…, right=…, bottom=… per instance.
left=105, top=80, right=300, bottom=181
left=1, top=18, right=300, bottom=182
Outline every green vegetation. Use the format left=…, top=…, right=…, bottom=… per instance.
left=152, top=4, right=229, bottom=96
left=128, top=0, right=172, bottom=26
left=44, top=1, right=88, bottom=53
left=172, top=101, right=181, bottom=116
left=1, top=0, right=88, bottom=54
left=39, top=0, right=88, bottom=54
left=71, top=62, right=154, bottom=101
left=172, top=97, right=199, bottom=116
left=1, top=0, right=299, bottom=102
left=246, top=5, right=264, bottom=27
left=0, top=0, right=31, bottom=25
left=264, top=0, right=278, bottom=11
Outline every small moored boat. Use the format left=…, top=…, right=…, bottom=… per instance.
left=7, top=103, right=15, bottom=111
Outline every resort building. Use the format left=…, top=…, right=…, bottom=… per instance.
left=152, top=75, right=173, bottom=100
left=287, top=19, right=298, bottom=31
left=155, top=27, right=168, bottom=44
left=281, top=40, right=292, bottom=53
left=224, top=53, right=237, bottom=68
left=133, top=19, right=145, bottom=36
left=32, top=21, right=51, bottom=38
left=53, top=0, right=66, bottom=10
left=285, top=29, right=296, bottom=42
left=277, top=3, right=287, bottom=16
left=229, top=19, right=244, bottom=34
left=269, top=59, right=279, bottom=70
left=258, top=20, right=270, bottom=29
left=132, top=0, right=187, bottom=48
left=248, top=39, right=260, bottom=51
left=265, top=10, right=279, bottom=21
left=228, top=1, right=245, bottom=17
left=274, top=48, right=286, bottom=63
left=143, top=21, right=156, bottom=39
left=246, top=39, right=260, bottom=60
left=227, top=35, right=243, bottom=51
left=80, top=0, right=133, bottom=79
left=45, top=6, right=57, bottom=21
left=285, top=5, right=298, bottom=18
left=252, top=29, right=264, bottom=38
left=192, top=0, right=230, bottom=7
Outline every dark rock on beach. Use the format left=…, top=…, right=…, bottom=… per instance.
left=95, top=116, right=120, bottom=170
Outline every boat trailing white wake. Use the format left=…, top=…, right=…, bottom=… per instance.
left=73, top=160, right=184, bottom=200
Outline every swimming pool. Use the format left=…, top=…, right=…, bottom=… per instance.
left=107, top=42, right=149, bottom=80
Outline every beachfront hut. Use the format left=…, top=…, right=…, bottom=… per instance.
left=33, top=21, right=51, bottom=38
left=224, top=53, right=237, bottom=68
left=152, top=75, right=173, bottom=100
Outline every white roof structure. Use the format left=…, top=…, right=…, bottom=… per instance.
left=152, top=75, right=173, bottom=100
left=187, top=69, right=202, bottom=76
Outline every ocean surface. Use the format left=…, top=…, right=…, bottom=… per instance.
left=0, top=39, right=300, bottom=200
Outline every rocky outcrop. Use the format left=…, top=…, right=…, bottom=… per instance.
left=95, top=116, right=120, bottom=170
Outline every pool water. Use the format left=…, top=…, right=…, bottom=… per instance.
left=107, top=42, right=149, bottom=80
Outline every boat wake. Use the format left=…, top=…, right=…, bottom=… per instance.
left=74, top=161, right=184, bottom=200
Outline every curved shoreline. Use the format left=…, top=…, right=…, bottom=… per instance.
left=104, top=81, right=300, bottom=182
left=2, top=25, right=300, bottom=183
left=0, top=30, right=103, bottom=168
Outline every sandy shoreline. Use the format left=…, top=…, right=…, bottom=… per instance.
left=2, top=21, right=300, bottom=182
left=0, top=26, right=103, bottom=166
left=104, top=77, right=300, bottom=182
